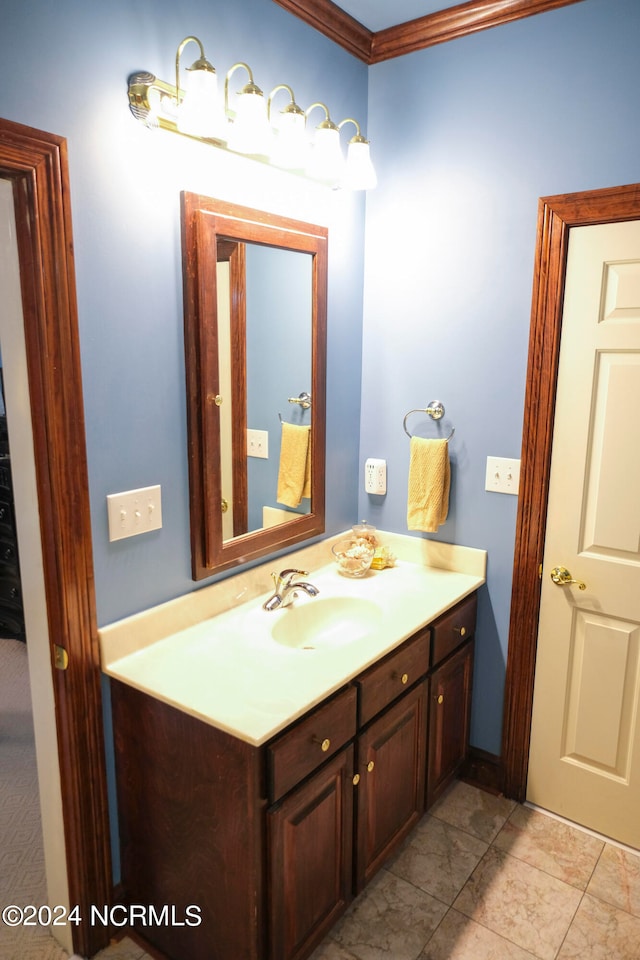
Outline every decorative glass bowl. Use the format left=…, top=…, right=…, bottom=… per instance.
left=331, top=537, right=375, bottom=578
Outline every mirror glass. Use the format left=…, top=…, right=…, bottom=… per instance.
left=181, top=193, right=327, bottom=578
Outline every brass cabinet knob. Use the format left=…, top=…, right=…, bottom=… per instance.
left=313, top=737, right=331, bottom=752
left=352, top=774, right=361, bottom=786
left=393, top=671, right=409, bottom=685
left=454, top=625, right=467, bottom=637
left=221, top=498, right=229, bottom=514
left=367, top=760, right=375, bottom=773
left=436, top=694, right=444, bottom=705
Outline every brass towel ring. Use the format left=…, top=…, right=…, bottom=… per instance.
left=403, top=401, right=455, bottom=441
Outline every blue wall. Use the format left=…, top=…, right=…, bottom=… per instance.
left=2, top=0, right=639, bottom=763
left=359, top=0, right=640, bottom=753
left=0, top=0, right=367, bottom=622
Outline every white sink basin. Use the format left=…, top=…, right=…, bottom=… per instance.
left=270, top=597, right=382, bottom=651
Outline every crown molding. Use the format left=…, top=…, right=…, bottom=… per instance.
left=273, top=0, right=586, bottom=64
left=272, top=0, right=373, bottom=61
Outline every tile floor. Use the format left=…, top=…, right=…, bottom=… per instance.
left=310, top=780, right=640, bottom=960
left=76, top=781, right=640, bottom=960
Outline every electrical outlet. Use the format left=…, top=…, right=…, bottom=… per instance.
left=365, top=458, right=387, bottom=495
left=485, top=457, right=521, bottom=495
left=247, top=428, right=269, bottom=459
left=107, top=485, right=162, bottom=541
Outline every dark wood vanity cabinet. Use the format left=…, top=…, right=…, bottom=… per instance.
left=111, top=591, right=477, bottom=960
left=427, top=593, right=476, bottom=808
left=268, top=746, right=355, bottom=960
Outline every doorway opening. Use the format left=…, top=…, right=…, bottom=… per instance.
left=0, top=118, right=112, bottom=958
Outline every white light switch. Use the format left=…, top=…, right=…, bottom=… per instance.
left=247, top=428, right=269, bottom=459
left=107, top=485, right=162, bottom=541
left=485, top=457, right=520, bottom=495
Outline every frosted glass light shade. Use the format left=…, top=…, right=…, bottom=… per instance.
left=343, top=139, right=377, bottom=190
left=271, top=109, right=307, bottom=170
left=228, top=88, right=271, bottom=156
left=177, top=68, right=222, bottom=139
left=307, top=125, right=344, bottom=185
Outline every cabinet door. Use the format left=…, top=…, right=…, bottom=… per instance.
left=267, top=745, right=354, bottom=960
left=355, top=680, right=427, bottom=892
left=427, top=640, right=473, bottom=808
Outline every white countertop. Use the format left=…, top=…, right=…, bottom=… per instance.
left=100, top=532, right=486, bottom=746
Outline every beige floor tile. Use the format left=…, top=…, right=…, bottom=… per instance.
left=310, top=938, right=361, bottom=960
left=430, top=781, right=516, bottom=843
left=387, top=815, right=488, bottom=905
left=453, top=847, right=582, bottom=960
left=556, top=892, right=640, bottom=959
left=494, top=805, right=604, bottom=889
left=587, top=844, right=640, bottom=918
left=329, top=868, right=447, bottom=960
left=420, top=908, right=539, bottom=960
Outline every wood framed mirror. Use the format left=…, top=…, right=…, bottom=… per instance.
left=181, top=193, right=327, bottom=578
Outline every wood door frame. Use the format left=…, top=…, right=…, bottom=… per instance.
left=501, top=181, right=640, bottom=801
left=0, top=117, right=111, bottom=957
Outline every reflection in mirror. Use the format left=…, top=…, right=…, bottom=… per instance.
left=181, top=194, right=327, bottom=579
left=217, top=243, right=312, bottom=541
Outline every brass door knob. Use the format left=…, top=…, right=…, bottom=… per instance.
left=550, top=566, right=586, bottom=590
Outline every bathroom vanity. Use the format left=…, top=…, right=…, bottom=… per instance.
left=102, top=534, right=485, bottom=960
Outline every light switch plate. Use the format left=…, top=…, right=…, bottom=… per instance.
left=247, top=428, right=269, bottom=459
left=485, top=457, right=520, bottom=495
left=107, top=485, right=162, bottom=541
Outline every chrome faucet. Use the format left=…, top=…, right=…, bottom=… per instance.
left=262, top=568, right=320, bottom=611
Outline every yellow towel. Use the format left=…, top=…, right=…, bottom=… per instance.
left=407, top=436, right=450, bottom=533
left=277, top=423, right=311, bottom=508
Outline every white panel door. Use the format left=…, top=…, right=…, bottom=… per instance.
left=527, top=219, right=640, bottom=847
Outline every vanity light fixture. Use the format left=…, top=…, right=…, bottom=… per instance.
left=224, top=62, right=271, bottom=156
left=175, top=36, right=221, bottom=139
left=267, top=84, right=306, bottom=171
left=127, top=35, right=376, bottom=190
left=304, top=102, right=345, bottom=186
left=339, top=118, right=377, bottom=191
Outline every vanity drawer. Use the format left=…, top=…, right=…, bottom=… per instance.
left=356, top=629, right=430, bottom=727
left=431, top=593, right=477, bottom=668
left=268, top=685, right=357, bottom=803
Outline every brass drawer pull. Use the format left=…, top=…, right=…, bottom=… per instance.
left=353, top=774, right=361, bottom=786
left=436, top=694, right=444, bottom=705
left=367, top=760, right=375, bottom=773
left=454, top=625, right=467, bottom=637
left=312, top=737, right=331, bottom=752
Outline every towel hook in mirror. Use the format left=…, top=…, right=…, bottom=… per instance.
left=280, top=391, right=312, bottom=422
left=403, top=401, right=455, bottom=441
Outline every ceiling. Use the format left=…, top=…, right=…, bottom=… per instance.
left=330, top=0, right=462, bottom=32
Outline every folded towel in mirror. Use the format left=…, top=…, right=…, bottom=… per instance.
left=277, top=422, right=311, bottom=508
left=407, top=436, right=450, bottom=533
